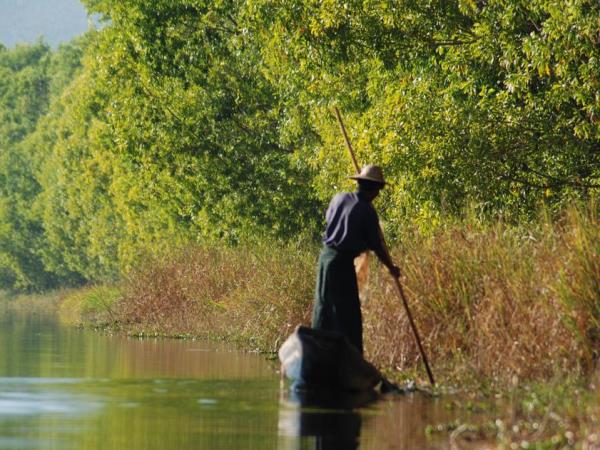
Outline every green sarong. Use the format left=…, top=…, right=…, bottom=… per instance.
left=311, top=246, right=363, bottom=354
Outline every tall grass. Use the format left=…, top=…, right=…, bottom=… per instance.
left=366, top=204, right=600, bottom=384
left=115, top=204, right=600, bottom=385
left=59, top=285, right=121, bottom=326
left=118, top=243, right=315, bottom=348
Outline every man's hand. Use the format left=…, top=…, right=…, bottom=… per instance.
left=388, top=265, right=401, bottom=278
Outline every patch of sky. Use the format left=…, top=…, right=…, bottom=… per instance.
left=0, top=0, right=101, bottom=48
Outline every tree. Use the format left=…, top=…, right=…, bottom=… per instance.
left=245, top=0, right=600, bottom=230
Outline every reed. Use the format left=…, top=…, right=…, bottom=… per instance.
left=114, top=203, right=600, bottom=385
left=366, top=203, right=600, bottom=384
left=59, top=285, right=121, bottom=326
left=117, top=242, right=315, bottom=347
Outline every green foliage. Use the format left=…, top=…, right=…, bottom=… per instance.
left=2, top=1, right=600, bottom=289
left=83, top=0, right=322, bottom=242
left=0, top=40, right=88, bottom=290
left=0, top=43, right=55, bottom=290
left=246, top=0, right=600, bottom=232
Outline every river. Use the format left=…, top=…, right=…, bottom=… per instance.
left=0, top=307, right=481, bottom=449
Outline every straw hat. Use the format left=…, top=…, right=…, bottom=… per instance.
left=349, top=165, right=386, bottom=185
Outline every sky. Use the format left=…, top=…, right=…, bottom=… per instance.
left=0, top=0, right=94, bottom=48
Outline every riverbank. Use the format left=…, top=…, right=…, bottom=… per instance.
left=49, top=204, right=600, bottom=447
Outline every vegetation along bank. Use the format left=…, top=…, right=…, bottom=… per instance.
left=58, top=204, right=599, bottom=447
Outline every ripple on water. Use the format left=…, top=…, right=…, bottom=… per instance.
left=0, top=390, right=103, bottom=416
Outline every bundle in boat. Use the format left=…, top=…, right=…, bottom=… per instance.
left=278, top=325, right=382, bottom=392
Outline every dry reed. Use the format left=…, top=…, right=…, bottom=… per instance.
left=118, top=243, right=315, bottom=348
left=366, top=205, right=600, bottom=384
left=116, top=204, right=600, bottom=385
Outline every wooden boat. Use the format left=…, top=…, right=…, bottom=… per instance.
left=278, top=325, right=383, bottom=392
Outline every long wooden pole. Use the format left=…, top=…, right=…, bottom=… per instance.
left=334, top=108, right=361, bottom=173
left=334, top=107, right=435, bottom=386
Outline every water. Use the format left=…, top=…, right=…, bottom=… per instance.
left=0, top=308, right=474, bottom=449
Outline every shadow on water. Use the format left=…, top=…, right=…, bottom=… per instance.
left=278, top=387, right=379, bottom=450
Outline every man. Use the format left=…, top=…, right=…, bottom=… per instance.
left=312, top=165, right=401, bottom=355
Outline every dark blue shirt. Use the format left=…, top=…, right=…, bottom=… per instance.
left=323, top=192, right=386, bottom=259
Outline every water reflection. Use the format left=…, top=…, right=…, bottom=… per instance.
left=0, top=309, right=274, bottom=380
left=0, top=310, right=282, bottom=450
left=0, top=307, right=489, bottom=449
left=279, top=388, right=378, bottom=450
